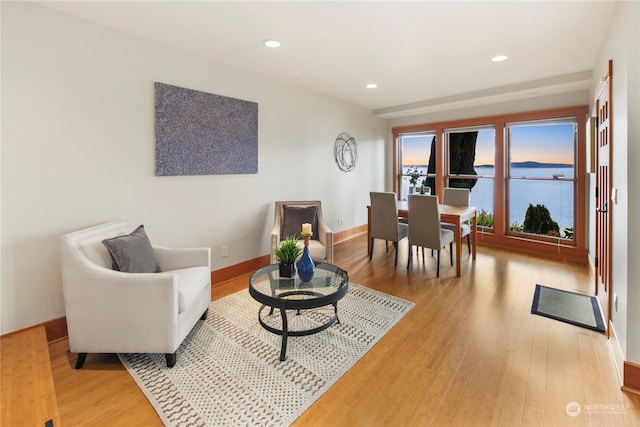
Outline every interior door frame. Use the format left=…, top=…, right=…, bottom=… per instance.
left=594, top=59, right=612, bottom=336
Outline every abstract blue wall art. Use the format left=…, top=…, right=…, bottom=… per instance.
left=155, top=82, right=258, bottom=176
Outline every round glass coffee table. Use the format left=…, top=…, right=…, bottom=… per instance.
left=248, top=263, right=349, bottom=361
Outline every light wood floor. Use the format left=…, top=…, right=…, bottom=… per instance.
left=49, top=235, right=640, bottom=426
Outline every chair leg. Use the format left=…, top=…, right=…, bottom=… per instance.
left=200, top=309, right=208, bottom=320
left=436, top=250, right=441, bottom=277
left=450, top=242, right=454, bottom=265
left=369, top=238, right=375, bottom=260
left=394, top=241, right=399, bottom=267
left=385, top=241, right=389, bottom=252
left=467, top=235, right=471, bottom=254
left=407, top=244, right=412, bottom=269
left=75, top=353, right=87, bottom=369
left=165, top=353, right=177, bottom=367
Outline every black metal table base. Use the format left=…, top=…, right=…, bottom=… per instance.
left=258, top=291, right=340, bottom=361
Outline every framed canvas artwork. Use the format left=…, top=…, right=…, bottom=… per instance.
left=155, top=82, right=258, bottom=176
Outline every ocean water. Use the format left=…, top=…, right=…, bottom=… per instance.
left=401, top=166, right=575, bottom=233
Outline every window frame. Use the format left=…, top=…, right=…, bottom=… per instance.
left=391, top=105, right=588, bottom=262
left=444, top=126, right=497, bottom=231
left=505, top=118, right=578, bottom=243
left=396, top=131, right=437, bottom=200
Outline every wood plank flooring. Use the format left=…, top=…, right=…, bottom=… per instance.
left=1, top=325, right=60, bottom=426
left=48, top=235, right=640, bottom=426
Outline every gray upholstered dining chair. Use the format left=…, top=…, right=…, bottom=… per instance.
left=400, top=187, right=430, bottom=225
left=407, top=194, right=454, bottom=277
left=441, top=187, right=472, bottom=254
left=369, top=191, right=408, bottom=267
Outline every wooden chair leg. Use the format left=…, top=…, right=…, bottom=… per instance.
left=467, top=235, right=471, bottom=254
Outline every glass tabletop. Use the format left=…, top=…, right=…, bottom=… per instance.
left=249, top=263, right=348, bottom=306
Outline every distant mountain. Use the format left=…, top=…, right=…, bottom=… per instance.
left=475, top=161, right=573, bottom=168
left=511, top=161, right=573, bottom=168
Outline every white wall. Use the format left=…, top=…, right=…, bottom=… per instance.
left=625, top=1, right=640, bottom=365
left=590, top=0, right=639, bottom=363
left=0, top=2, right=387, bottom=334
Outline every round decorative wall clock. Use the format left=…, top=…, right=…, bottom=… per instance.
left=334, top=132, right=357, bottom=172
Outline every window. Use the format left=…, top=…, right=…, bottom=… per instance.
left=398, top=132, right=436, bottom=200
left=391, top=105, right=587, bottom=259
left=446, top=127, right=495, bottom=230
left=507, top=120, right=576, bottom=241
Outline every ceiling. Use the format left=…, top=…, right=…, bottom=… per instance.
left=33, top=1, right=615, bottom=118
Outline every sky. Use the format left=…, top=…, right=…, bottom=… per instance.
left=509, top=123, right=575, bottom=164
left=401, top=123, right=575, bottom=167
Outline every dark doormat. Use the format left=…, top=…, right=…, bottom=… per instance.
left=531, top=284, right=605, bottom=332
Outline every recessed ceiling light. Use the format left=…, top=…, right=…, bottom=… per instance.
left=491, top=55, right=508, bottom=62
left=264, top=40, right=281, bottom=48
left=366, top=83, right=378, bottom=89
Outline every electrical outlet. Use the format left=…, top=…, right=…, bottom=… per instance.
left=221, top=246, right=228, bottom=258
left=338, top=217, right=344, bottom=226
left=614, top=293, right=618, bottom=312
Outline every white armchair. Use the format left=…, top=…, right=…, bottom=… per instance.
left=270, top=201, right=334, bottom=264
left=60, top=221, right=211, bottom=368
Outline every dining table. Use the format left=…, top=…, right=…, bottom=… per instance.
left=366, top=200, right=477, bottom=277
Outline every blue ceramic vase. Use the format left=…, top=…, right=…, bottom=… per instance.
left=297, top=245, right=315, bottom=282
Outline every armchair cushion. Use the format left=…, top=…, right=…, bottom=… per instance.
left=281, top=205, right=319, bottom=240
left=102, top=225, right=160, bottom=273
left=164, top=266, right=211, bottom=312
left=304, top=239, right=326, bottom=262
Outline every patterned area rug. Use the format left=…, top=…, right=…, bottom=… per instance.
left=119, top=283, right=414, bottom=426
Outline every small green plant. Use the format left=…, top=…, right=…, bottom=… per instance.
left=274, top=235, right=301, bottom=264
left=510, top=221, right=524, bottom=232
left=477, top=209, right=494, bottom=227
left=405, top=165, right=423, bottom=185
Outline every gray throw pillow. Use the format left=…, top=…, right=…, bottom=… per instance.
left=102, top=225, right=161, bottom=273
left=281, top=205, right=319, bottom=241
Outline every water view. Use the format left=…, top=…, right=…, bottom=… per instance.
left=401, top=165, right=575, bottom=234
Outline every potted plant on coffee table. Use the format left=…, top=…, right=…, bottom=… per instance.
left=274, top=235, right=302, bottom=278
